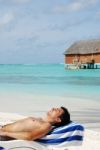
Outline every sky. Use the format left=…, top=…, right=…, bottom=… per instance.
left=0, top=0, right=100, bottom=64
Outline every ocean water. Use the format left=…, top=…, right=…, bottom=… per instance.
left=0, top=64, right=100, bottom=101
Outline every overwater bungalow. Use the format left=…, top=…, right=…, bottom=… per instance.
left=64, top=39, right=100, bottom=69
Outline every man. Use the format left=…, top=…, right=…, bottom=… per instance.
left=0, top=107, right=70, bottom=141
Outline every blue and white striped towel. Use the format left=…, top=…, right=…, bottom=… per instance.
left=37, top=122, right=84, bottom=147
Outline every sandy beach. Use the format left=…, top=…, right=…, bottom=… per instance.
left=0, top=92, right=100, bottom=149
left=0, top=91, right=100, bottom=131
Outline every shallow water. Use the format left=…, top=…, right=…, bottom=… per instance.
left=0, top=64, right=100, bottom=101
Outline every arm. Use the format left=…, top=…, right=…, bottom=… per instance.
left=0, top=124, right=51, bottom=141
left=0, top=131, right=32, bottom=140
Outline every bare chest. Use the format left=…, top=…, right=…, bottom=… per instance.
left=24, top=118, right=44, bottom=131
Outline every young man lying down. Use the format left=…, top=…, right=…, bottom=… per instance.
left=0, top=107, right=70, bottom=141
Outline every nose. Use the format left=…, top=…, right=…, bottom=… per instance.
left=52, top=108, right=55, bottom=110
left=52, top=108, right=58, bottom=111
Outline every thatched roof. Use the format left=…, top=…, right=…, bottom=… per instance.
left=64, top=39, right=100, bottom=55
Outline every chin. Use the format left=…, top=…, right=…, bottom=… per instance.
left=47, top=111, right=50, bottom=116
left=47, top=111, right=52, bottom=117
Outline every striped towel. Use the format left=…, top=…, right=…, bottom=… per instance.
left=37, top=122, right=84, bottom=147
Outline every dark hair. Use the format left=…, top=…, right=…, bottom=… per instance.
left=54, top=106, right=70, bottom=127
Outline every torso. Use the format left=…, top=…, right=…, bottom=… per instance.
left=2, top=117, right=51, bottom=132
left=16, top=117, right=51, bottom=132
left=25, top=117, right=47, bottom=131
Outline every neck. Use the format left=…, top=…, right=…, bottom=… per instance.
left=42, top=116, right=54, bottom=126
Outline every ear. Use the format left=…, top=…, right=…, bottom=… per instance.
left=56, top=118, right=61, bottom=123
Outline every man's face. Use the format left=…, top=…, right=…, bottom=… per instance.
left=47, top=107, right=64, bottom=123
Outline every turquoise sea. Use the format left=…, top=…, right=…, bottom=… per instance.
left=0, top=64, right=100, bottom=101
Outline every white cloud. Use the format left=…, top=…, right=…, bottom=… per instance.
left=0, top=13, right=15, bottom=29
left=54, top=2, right=82, bottom=13
left=54, top=0, right=98, bottom=13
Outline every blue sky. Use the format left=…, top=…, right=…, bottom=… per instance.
left=0, top=0, right=100, bottom=64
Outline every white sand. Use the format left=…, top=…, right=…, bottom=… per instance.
left=0, top=112, right=100, bottom=150
left=0, top=92, right=100, bottom=131
left=0, top=92, right=100, bottom=149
